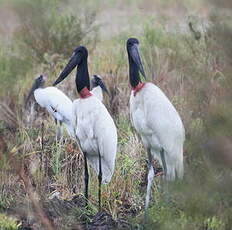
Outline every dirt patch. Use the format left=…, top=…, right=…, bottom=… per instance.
left=9, top=195, right=132, bottom=230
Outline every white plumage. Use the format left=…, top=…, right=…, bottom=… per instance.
left=27, top=75, right=108, bottom=138
left=126, top=38, right=185, bottom=209
left=130, top=83, right=185, bottom=180
left=91, top=85, right=103, bottom=102
left=52, top=46, right=117, bottom=209
left=34, top=86, right=74, bottom=137
left=73, top=96, right=117, bottom=183
left=26, top=75, right=75, bottom=138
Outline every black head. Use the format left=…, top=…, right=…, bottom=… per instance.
left=53, top=46, right=88, bottom=86
left=73, top=46, right=88, bottom=61
left=91, top=75, right=109, bottom=94
left=25, top=75, right=45, bottom=107
left=35, top=75, right=45, bottom=86
left=126, top=37, right=146, bottom=79
left=126, top=37, right=139, bottom=50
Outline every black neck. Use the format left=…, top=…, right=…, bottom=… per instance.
left=128, top=55, right=141, bottom=88
left=75, top=59, right=90, bottom=93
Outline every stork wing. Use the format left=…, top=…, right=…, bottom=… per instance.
left=72, top=97, right=117, bottom=184
left=34, top=87, right=73, bottom=122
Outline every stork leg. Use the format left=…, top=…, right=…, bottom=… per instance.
left=59, top=121, right=63, bottom=142
left=160, top=148, right=171, bottom=203
left=145, top=148, right=155, bottom=210
left=160, top=148, right=167, bottom=177
left=55, top=119, right=58, bottom=141
left=98, top=151, right=102, bottom=211
left=55, top=119, right=62, bottom=142
left=83, top=152, right=89, bottom=206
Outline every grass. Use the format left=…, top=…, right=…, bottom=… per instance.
left=0, top=213, right=19, bottom=230
left=0, top=0, right=232, bottom=229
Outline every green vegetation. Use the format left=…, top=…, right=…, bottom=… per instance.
left=12, top=0, right=99, bottom=62
left=0, top=0, right=232, bottom=229
left=0, top=214, right=19, bottom=230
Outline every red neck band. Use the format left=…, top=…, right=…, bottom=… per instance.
left=132, top=82, right=145, bottom=96
left=79, top=87, right=92, bottom=99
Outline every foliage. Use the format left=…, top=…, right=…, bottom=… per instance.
left=0, top=43, right=31, bottom=97
left=9, top=0, right=99, bottom=63
left=0, top=0, right=99, bottom=99
left=0, top=214, right=19, bottom=230
left=0, top=0, right=232, bottom=229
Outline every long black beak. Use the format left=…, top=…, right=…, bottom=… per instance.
left=53, top=53, right=80, bottom=86
left=130, top=44, right=146, bottom=79
left=98, top=79, right=109, bottom=95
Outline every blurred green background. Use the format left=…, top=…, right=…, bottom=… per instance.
left=0, top=0, right=232, bottom=229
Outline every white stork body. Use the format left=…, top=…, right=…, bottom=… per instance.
left=130, top=83, right=184, bottom=181
left=33, top=86, right=74, bottom=137
left=29, top=75, right=107, bottom=139
left=91, top=86, right=103, bottom=102
left=52, top=46, right=117, bottom=209
left=126, top=38, right=185, bottom=210
left=73, top=95, right=117, bottom=184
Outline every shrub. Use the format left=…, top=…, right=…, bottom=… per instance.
left=0, top=42, right=31, bottom=97
left=10, top=0, right=99, bottom=63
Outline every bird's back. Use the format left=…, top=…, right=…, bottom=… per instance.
left=73, top=96, right=117, bottom=183
left=34, top=87, right=73, bottom=119
left=91, top=86, right=103, bottom=101
left=34, top=87, right=74, bottom=137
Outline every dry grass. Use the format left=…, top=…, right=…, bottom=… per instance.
left=0, top=0, right=232, bottom=229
